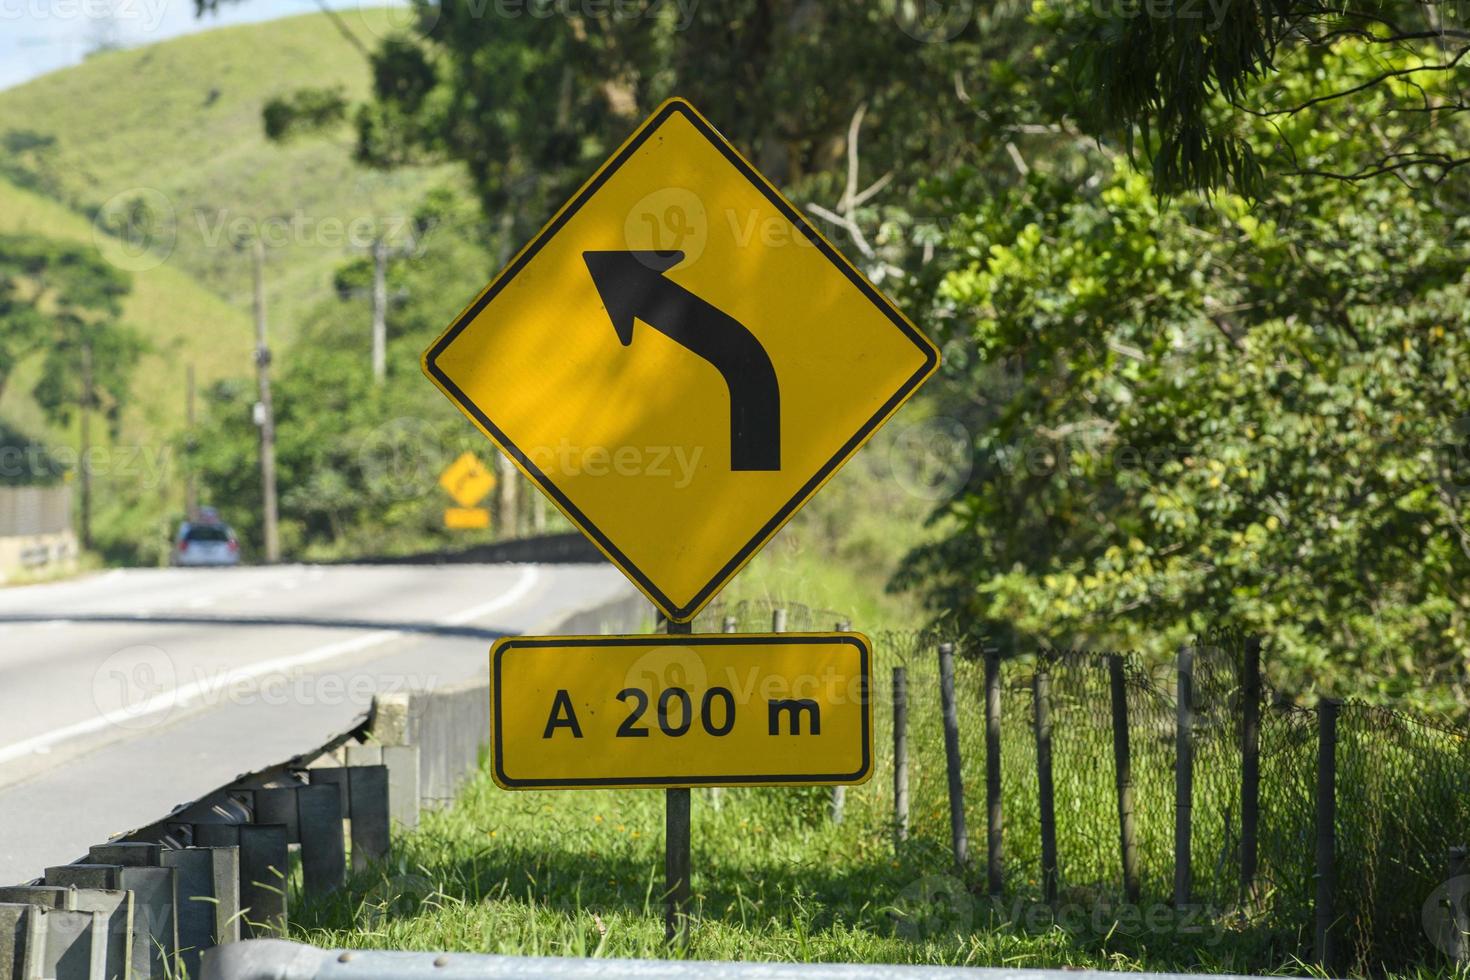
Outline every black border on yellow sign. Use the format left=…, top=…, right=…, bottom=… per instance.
left=490, top=633, right=872, bottom=789
left=423, top=98, right=940, bottom=622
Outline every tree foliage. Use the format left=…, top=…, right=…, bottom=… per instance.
left=898, top=146, right=1470, bottom=710
left=0, top=234, right=142, bottom=437
left=1054, top=0, right=1470, bottom=194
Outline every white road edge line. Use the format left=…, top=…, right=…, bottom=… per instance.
left=0, top=565, right=541, bottom=767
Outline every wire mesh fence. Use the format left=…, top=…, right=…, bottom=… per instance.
left=835, top=618, right=1468, bottom=975
left=657, top=602, right=1468, bottom=972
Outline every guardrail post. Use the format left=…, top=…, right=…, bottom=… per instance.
left=1033, top=663, right=1057, bottom=905
left=3, top=884, right=132, bottom=980
left=893, top=664, right=909, bottom=849
left=162, top=848, right=240, bottom=978
left=193, top=824, right=288, bottom=940
left=937, top=641, right=969, bottom=875
left=984, top=647, right=1003, bottom=897
left=348, top=766, right=392, bottom=869
left=82, top=847, right=179, bottom=979
left=0, top=903, right=45, bottom=980
left=1109, top=654, right=1141, bottom=903
left=1314, top=698, right=1339, bottom=971
left=1241, top=636, right=1261, bottom=904
left=1174, top=645, right=1195, bottom=909
left=47, top=863, right=175, bottom=980
left=297, top=786, right=346, bottom=898
left=0, top=891, right=101, bottom=980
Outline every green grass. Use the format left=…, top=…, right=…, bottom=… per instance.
left=0, top=9, right=459, bottom=339
left=288, top=685, right=1322, bottom=976
left=280, top=499, right=1465, bottom=976
left=286, top=649, right=1464, bottom=977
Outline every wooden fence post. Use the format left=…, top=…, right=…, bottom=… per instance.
left=1314, top=698, right=1339, bottom=971
left=1109, top=654, right=1140, bottom=903
left=938, top=641, right=969, bottom=874
left=985, top=647, right=1004, bottom=898
left=1241, top=636, right=1262, bottom=903
left=830, top=620, right=851, bottom=825
left=1033, top=662, right=1057, bottom=905
left=1174, top=645, right=1195, bottom=910
left=1446, top=847, right=1470, bottom=964
left=893, top=665, right=909, bottom=849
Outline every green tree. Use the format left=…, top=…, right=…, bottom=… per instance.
left=898, top=148, right=1470, bottom=712
left=0, top=234, right=144, bottom=544
left=1052, top=0, right=1470, bottom=193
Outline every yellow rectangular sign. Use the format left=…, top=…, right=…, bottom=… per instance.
left=490, top=633, right=872, bottom=789
left=443, top=507, right=491, bottom=530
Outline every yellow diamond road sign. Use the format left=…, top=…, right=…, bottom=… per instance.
left=490, top=633, right=872, bottom=789
left=424, top=98, right=939, bottom=621
left=438, top=451, right=496, bottom=508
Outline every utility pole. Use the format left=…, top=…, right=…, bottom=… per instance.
left=496, top=453, right=519, bottom=540
left=371, top=238, right=387, bottom=385
left=185, top=363, right=198, bottom=519
left=78, top=335, right=94, bottom=551
left=252, top=239, right=281, bottom=563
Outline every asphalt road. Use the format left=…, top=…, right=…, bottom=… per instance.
left=0, top=562, right=637, bottom=884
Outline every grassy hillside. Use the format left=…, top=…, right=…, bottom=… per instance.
left=0, top=174, right=253, bottom=445
left=0, top=9, right=458, bottom=337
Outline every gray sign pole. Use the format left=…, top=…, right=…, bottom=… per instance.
left=665, top=618, right=693, bottom=947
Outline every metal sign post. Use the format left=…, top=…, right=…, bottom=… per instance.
left=665, top=619, right=692, bottom=946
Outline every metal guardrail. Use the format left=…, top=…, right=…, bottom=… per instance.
left=1, top=590, right=650, bottom=980
left=202, top=940, right=1263, bottom=980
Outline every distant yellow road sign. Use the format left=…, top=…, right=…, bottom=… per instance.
left=438, top=451, right=496, bottom=508
left=443, top=507, right=491, bottom=530
left=490, top=633, right=872, bottom=789
left=424, top=98, right=939, bottom=622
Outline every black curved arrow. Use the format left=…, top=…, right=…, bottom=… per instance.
left=583, top=250, right=781, bottom=471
